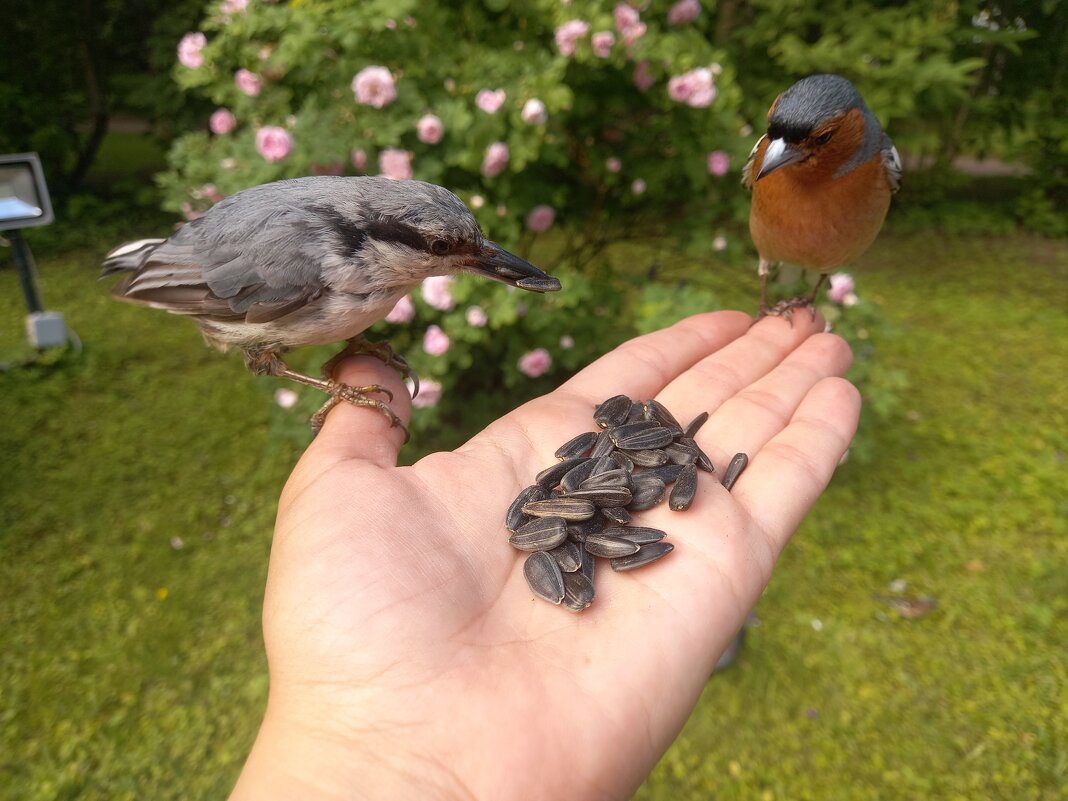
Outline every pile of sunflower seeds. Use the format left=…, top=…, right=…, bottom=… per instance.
left=506, top=394, right=749, bottom=612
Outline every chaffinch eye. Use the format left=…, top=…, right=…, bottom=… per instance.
left=430, top=239, right=450, bottom=256
left=814, top=132, right=834, bottom=146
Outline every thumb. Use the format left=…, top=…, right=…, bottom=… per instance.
left=303, top=354, right=413, bottom=468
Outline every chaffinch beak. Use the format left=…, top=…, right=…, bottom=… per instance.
left=757, top=137, right=807, bottom=180
left=464, top=241, right=562, bottom=292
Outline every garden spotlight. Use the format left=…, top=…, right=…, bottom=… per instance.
left=0, top=152, right=67, bottom=349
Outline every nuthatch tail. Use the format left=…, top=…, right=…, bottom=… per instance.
left=102, top=176, right=562, bottom=437
left=743, top=74, right=901, bottom=316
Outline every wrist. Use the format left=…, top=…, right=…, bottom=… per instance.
left=229, top=697, right=473, bottom=801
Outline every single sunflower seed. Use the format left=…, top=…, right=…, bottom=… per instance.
left=609, top=450, right=634, bottom=473
left=668, top=463, right=698, bottom=511
left=620, top=448, right=669, bottom=468
left=584, top=534, right=641, bottom=558
left=627, top=400, right=646, bottom=422
left=610, top=542, right=675, bottom=572
left=643, top=399, right=683, bottom=432
left=683, top=411, right=709, bottom=439
left=559, top=458, right=600, bottom=493
left=523, top=497, right=597, bottom=521
left=509, top=517, right=568, bottom=552
left=566, top=485, right=633, bottom=507
left=722, top=452, right=748, bottom=491
left=641, top=463, right=686, bottom=485
left=627, top=475, right=666, bottom=511
left=613, top=426, right=676, bottom=451
left=577, top=469, right=630, bottom=489
left=554, top=431, right=599, bottom=460
left=663, top=441, right=699, bottom=466
left=603, top=525, right=666, bottom=545
left=549, top=541, right=583, bottom=573
left=506, top=484, right=548, bottom=532
left=590, top=428, right=616, bottom=457
left=562, top=570, right=595, bottom=612
left=593, top=394, right=633, bottom=429
left=580, top=544, right=596, bottom=582
left=536, top=457, right=587, bottom=489
left=524, top=551, right=565, bottom=603
left=678, top=436, right=715, bottom=473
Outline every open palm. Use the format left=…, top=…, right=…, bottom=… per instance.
left=230, top=311, right=860, bottom=801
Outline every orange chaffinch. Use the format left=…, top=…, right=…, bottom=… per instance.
left=743, top=74, right=901, bottom=315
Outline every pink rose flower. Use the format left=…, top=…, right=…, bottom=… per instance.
left=525, top=205, right=555, bottom=232
left=378, top=148, right=413, bottom=180
left=411, top=378, right=443, bottom=409
left=518, top=348, right=552, bottom=378
left=201, top=183, right=225, bottom=204
left=220, top=158, right=237, bottom=169
left=713, top=235, right=728, bottom=251
left=559, top=335, right=574, bottom=350
left=614, top=4, right=646, bottom=45
left=274, top=388, right=298, bottom=409
left=352, top=66, right=397, bottom=108
left=633, top=60, right=655, bottom=91
left=631, top=178, right=647, bottom=195
left=385, top=294, right=415, bottom=324
left=606, top=157, right=622, bottom=173
left=209, top=108, right=236, bottom=135
left=668, top=0, right=701, bottom=25
left=521, top=98, right=547, bottom=124
left=178, top=33, right=206, bottom=69
left=668, top=67, right=716, bottom=108
left=421, top=275, right=455, bottom=311
left=476, top=88, right=506, bottom=114
left=235, top=69, right=262, bottom=97
left=828, top=272, right=856, bottom=304
left=555, top=20, right=590, bottom=56
left=481, top=142, right=510, bottom=178
left=707, top=150, right=730, bottom=176
left=180, top=202, right=203, bottom=221
left=351, top=148, right=368, bottom=171
left=423, top=325, right=450, bottom=356
left=592, top=31, right=615, bottom=58
left=255, top=126, right=292, bottom=161
left=416, top=113, right=444, bottom=144
left=470, top=194, right=485, bottom=209
left=222, top=0, right=248, bottom=13
left=465, top=306, right=488, bottom=327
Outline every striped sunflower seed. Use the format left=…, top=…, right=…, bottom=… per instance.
left=554, top=431, right=599, bottom=460
left=536, top=457, right=587, bottom=489
left=524, top=551, right=565, bottom=603
left=669, top=463, right=698, bottom=511
left=678, top=436, right=715, bottom=473
left=603, top=525, right=666, bottom=545
left=620, top=448, right=669, bottom=468
left=627, top=475, right=666, bottom=511
left=722, top=452, right=748, bottom=491
left=576, top=469, right=630, bottom=489
left=641, top=463, right=686, bottom=485
left=643, top=399, right=683, bottom=432
left=523, top=497, right=597, bottom=521
left=613, top=426, right=676, bottom=451
left=584, top=534, right=641, bottom=558
left=663, top=441, right=699, bottom=466
left=610, top=542, right=675, bottom=572
left=601, top=506, right=631, bottom=525
left=549, top=541, right=583, bottom=573
left=562, top=570, right=595, bottom=612
left=609, top=450, right=634, bottom=473
left=590, top=428, right=616, bottom=457
left=593, top=394, right=633, bottom=429
left=580, top=544, right=596, bottom=582
left=683, top=411, right=709, bottom=439
left=509, top=517, right=568, bottom=552
left=627, top=400, right=646, bottom=422
left=566, top=485, right=633, bottom=507
left=506, top=484, right=548, bottom=532
left=559, top=458, right=601, bottom=493
left=567, top=515, right=605, bottom=541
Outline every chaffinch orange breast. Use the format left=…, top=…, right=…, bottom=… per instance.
left=743, top=74, right=901, bottom=315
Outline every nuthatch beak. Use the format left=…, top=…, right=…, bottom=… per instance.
left=464, top=241, right=562, bottom=292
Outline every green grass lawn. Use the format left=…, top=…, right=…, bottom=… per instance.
left=1, top=230, right=1065, bottom=800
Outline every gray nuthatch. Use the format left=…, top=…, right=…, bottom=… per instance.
left=102, top=176, right=562, bottom=436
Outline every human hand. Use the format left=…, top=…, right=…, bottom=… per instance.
left=230, top=311, right=860, bottom=801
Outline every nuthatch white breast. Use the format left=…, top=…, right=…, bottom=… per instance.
left=743, top=74, right=901, bottom=316
left=102, top=176, right=561, bottom=436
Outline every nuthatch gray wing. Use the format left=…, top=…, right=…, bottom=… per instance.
left=743, top=74, right=901, bottom=316
left=102, top=176, right=562, bottom=436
